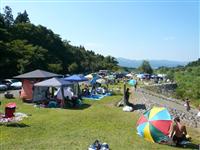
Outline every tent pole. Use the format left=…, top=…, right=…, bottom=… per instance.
left=51, top=87, right=54, bottom=98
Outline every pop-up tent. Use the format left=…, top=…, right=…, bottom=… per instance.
left=64, top=74, right=88, bottom=82
left=14, top=69, right=62, bottom=79
left=65, top=74, right=89, bottom=98
left=33, top=77, right=73, bottom=102
left=14, top=69, right=62, bottom=101
left=34, top=77, right=71, bottom=87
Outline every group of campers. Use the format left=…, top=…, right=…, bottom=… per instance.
left=1, top=69, right=200, bottom=149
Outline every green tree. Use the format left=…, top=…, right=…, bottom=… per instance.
left=48, top=63, right=62, bottom=73
left=3, top=6, right=14, bottom=28
left=0, top=14, right=5, bottom=28
left=68, top=62, right=78, bottom=73
left=166, top=70, right=175, bottom=81
left=14, top=10, right=30, bottom=24
left=138, top=60, right=153, bottom=74
left=0, top=6, right=119, bottom=78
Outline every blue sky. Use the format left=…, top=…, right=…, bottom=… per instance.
left=1, top=0, right=199, bottom=61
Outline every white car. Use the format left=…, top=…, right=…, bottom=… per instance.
left=10, top=81, right=22, bottom=89
left=2, top=79, right=22, bottom=90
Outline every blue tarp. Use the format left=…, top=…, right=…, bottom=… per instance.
left=83, top=93, right=111, bottom=100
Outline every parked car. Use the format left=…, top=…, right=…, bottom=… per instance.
left=2, top=79, right=22, bottom=90
left=0, top=82, right=8, bottom=91
left=10, top=81, right=22, bottom=89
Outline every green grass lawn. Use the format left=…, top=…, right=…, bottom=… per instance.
left=0, top=95, right=200, bottom=150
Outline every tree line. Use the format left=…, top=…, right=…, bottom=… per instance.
left=0, top=6, right=119, bottom=78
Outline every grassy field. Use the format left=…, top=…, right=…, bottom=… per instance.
left=0, top=95, right=200, bottom=150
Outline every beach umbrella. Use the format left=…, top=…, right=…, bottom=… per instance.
left=137, top=106, right=172, bottom=143
left=128, top=79, right=136, bottom=86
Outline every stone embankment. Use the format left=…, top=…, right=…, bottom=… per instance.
left=143, top=83, right=177, bottom=97
left=130, top=88, right=200, bottom=128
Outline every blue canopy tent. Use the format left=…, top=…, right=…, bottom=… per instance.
left=64, top=74, right=88, bottom=82
left=64, top=74, right=89, bottom=98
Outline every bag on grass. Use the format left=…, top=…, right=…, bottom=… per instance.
left=88, top=140, right=101, bottom=150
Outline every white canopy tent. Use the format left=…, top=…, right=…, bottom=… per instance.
left=33, top=78, right=73, bottom=102
left=34, top=77, right=72, bottom=87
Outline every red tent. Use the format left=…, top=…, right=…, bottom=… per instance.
left=14, top=69, right=62, bottom=102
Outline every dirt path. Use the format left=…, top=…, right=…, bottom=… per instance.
left=129, top=87, right=200, bottom=128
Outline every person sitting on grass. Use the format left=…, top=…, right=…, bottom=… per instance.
left=169, top=117, right=188, bottom=146
left=124, top=88, right=133, bottom=107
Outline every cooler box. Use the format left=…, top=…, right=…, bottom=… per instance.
left=5, top=102, right=16, bottom=118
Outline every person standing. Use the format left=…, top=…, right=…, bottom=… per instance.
left=134, top=80, right=138, bottom=91
left=185, top=99, right=190, bottom=111
left=125, top=88, right=130, bottom=106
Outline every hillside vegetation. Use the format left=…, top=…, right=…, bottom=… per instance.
left=156, top=59, right=200, bottom=107
left=0, top=6, right=118, bottom=78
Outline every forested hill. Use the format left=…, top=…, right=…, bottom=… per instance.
left=186, top=58, right=200, bottom=67
left=0, top=6, right=118, bottom=78
left=156, top=58, right=200, bottom=106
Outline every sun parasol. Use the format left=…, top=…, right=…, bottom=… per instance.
left=128, top=79, right=136, bottom=86
left=137, top=106, right=172, bottom=143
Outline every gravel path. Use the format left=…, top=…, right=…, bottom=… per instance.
left=129, top=88, right=200, bottom=129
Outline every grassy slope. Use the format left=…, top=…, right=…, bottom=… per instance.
left=0, top=96, right=199, bottom=150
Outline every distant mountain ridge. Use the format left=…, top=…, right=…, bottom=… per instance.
left=117, top=57, right=188, bottom=68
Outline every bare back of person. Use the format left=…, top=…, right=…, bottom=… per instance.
left=174, top=122, right=186, bottom=137
left=170, top=117, right=188, bottom=145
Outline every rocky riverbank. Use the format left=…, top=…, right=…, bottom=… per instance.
left=130, top=88, right=200, bottom=128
